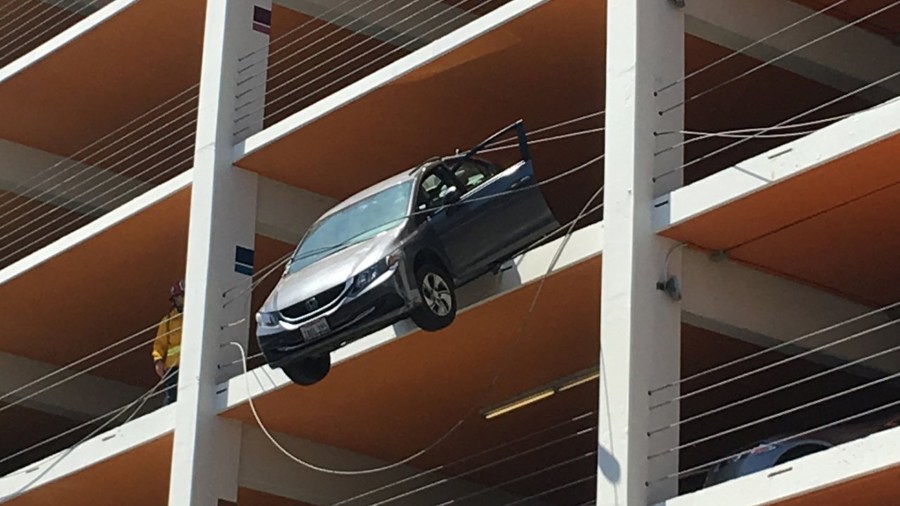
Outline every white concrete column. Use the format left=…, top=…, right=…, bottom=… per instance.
left=598, top=1, right=684, bottom=505
left=168, top=0, right=270, bottom=504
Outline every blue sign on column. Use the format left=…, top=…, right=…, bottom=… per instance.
left=253, top=6, right=272, bottom=35
left=235, top=246, right=255, bottom=276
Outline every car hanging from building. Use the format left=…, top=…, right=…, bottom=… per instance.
left=256, top=121, right=559, bottom=385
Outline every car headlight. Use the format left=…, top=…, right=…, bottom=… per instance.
left=257, top=311, right=279, bottom=326
left=352, top=251, right=402, bottom=293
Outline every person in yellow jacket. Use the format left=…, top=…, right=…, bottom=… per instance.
left=153, top=280, right=184, bottom=405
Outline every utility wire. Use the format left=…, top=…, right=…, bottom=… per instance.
left=481, top=127, right=605, bottom=154
left=649, top=300, right=900, bottom=395
left=649, top=367, right=900, bottom=460
left=237, top=0, right=496, bottom=132
left=0, top=0, right=100, bottom=62
left=653, top=112, right=853, bottom=156
left=497, top=474, right=595, bottom=506
left=237, top=0, right=373, bottom=74
left=653, top=396, right=900, bottom=483
left=656, top=0, right=851, bottom=93
left=0, top=322, right=180, bottom=416
left=256, top=0, right=489, bottom=125
left=0, top=105, right=197, bottom=230
left=655, top=66, right=900, bottom=181
left=650, top=316, right=900, bottom=410
left=236, top=0, right=378, bottom=71
left=649, top=336, right=900, bottom=436
left=235, top=0, right=454, bottom=122
left=0, top=368, right=175, bottom=469
left=0, top=85, right=199, bottom=214
left=235, top=0, right=410, bottom=90
left=432, top=449, right=596, bottom=506
left=0, top=314, right=179, bottom=405
left=331, top=411, right=596, bottom=506
left=659, top=0, right=900, bottom=115
left=370, top=427, right=596, bottom=505
left=0, top=143, right=195, bottom=265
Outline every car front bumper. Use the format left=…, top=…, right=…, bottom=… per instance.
left=257, top=266, right=415, bottom=368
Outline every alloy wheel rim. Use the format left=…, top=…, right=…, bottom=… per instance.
left=422, top=272, right=452, bottom=316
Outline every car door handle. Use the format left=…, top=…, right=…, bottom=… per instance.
left=510, top=175, right=532, bottom=189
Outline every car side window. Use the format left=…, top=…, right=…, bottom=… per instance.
left=417, top=171, right=454, bottom=210
left=452, top=160, right=495, bottom=194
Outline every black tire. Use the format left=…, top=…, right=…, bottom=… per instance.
left=282, top=355, right=331, bottom=386
left=410, top=263, right=457, bottom=331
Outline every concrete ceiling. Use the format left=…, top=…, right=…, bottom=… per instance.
left=661, top=131, right=900, bottom=306
left=0, top=0, right=205, bottom=159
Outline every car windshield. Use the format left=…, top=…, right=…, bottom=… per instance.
left=288, top=181, right=413, bottom=273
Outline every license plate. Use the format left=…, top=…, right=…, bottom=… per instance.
left=300, top=317, right=330, bottom=341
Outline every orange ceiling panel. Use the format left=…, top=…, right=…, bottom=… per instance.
left=0, top=0, right=206, bottom=158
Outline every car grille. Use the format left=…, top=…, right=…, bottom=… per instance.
left=280, top=283, right=345, bottom=320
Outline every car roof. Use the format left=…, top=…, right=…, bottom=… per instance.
left=317, top=163, right=429, bottom=220
left=316, top=154, right=497, bottom=221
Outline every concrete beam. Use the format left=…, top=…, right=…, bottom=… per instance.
left=684, top=0, right=900, bottom=103
left=0, top=351, right=146, bottom=422
left=0, top=405, right=173, bottom=502
left=681, top=248, right=900, bottom=377
left=256, top=175, right=336, bottom=245
left=273, top=0, right=476, bottom=51
left=0, top=138, right=334, bottom=249
left=0, top=139, right=154, bottom=219
left=238, top=425, right=539, bottom=505
left=653, top=96, right=900, bottom=235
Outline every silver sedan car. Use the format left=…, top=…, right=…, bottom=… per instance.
left=256, top=122, right=559, bottom=385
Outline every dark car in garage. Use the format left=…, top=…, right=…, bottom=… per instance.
left=256, top=121, right=559, bottom=385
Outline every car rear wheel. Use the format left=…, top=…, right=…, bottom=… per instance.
left=282, top=355, right=331, bottom=386
left=411, top=264, right=457, bottom=331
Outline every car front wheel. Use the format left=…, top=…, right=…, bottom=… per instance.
left=411, top=264, right=457, bottom=331
left=282, top=355, right=331, bottom=386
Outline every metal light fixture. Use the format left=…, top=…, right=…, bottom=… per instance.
left=481, top=366, right=600, bottom=420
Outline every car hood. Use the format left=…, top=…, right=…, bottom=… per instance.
left=262, top=228, right=403, bottom=313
